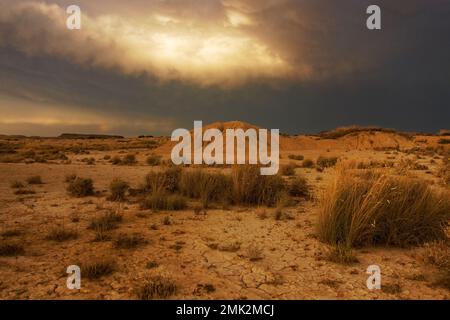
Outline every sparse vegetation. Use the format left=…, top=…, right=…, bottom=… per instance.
left=141, top=191, right=187, bottom=211
left=438, top=139, right=450, bottom=145
left=317, top=168, right=450, bottom=248
left=288, top=176, right=309, bottom=197
left=246, top=245, right=264, bottom=261
left=144, top=167, right=182, bottom=193
left=325, top=244, right=359, bottom=264
left=179, top=170, right=232, bottom=207
left=81, top=259, right=116, bottom=280
left=316, top=156, right=338, bottom=169
left=113, top=233, right=147, bottom=249
left=136, top=276, right=177, bottom=300
left=280, top=163, right=297, bottom=176
left=26, top=175, right=43, bottom=185
left=89, top=211, right=123, bottom=232
left=14, top=189, right=35, bottom=195
left=10, top=181, right=24, bottom=189
left=67, top=177, right=94, bottom=197
left=288, top=154, right=304, bottom=161
left=419, top=241, right=450, bottom=290
left=122, top=153, right=137, bottom=165
left=302, top=159, right=315, bottom=168
left=45, top=227, right=78, bottom=242
left=231, top=165, right=286, bottom=207
left=108, top=179, right=129, bottom=201
left=0, top=242, right=25, bottom=256
left=146, top=154, right=162, bottom=166
left=1, top=229, right=21, bottom=238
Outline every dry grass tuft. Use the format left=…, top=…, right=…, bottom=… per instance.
left=81, top=259, right=116, bottom=280
left=419, top=241, right=450, bottom=290
left=179, top=169, right=232, bottom=207
left=146, top=154, right=162, bottom=166
left=1, top=229, right=22, bottom=238
left=280, top=163, right=297, bottom=176
left=288, top=154, right=304, bottom=161
left=67, top=177, right=94, bottom=197
left=288, top=176, right=309, bottom=198
left=108, top=179, right=129, bottom=202
left=113, top=233, right=147, bottom=249
left=26, top=175, right=43, bottom=185
left=145, top=167, right=182, bottom=193
left=325, top=244, right=359, bottom=265
left=14, top=189, right=35, bottom=195
left=136, top=276, right=177, bottom=300
left=302, top=159, right=315, bottom=168
left=10, top=181, right=24, bottom=189
left=231, top=165, right=286, bottom=207
left=317, top=167, right=450, bottom=248
left=316, top=156, right=338, bottom=169
left=0, top=242, right=25, bottom=256
left=141, top=191, right=187, bottom=211
left=89, top=211, right=123, bottom=232
left=45, top=227, right=78, bottom=242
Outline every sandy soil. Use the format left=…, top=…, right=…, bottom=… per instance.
left=0, top=126, right=449, bottom=300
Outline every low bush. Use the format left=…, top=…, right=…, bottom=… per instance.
left=67, top=177, right=94, bottom=197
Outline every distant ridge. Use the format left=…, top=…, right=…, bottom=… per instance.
left=58, top=133, right=124, bottom=139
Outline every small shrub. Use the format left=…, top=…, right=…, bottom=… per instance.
left=26, top=176, right=43, bottom=185
left=146, top=154, right=162, bottom=166
left=1, top=229, right=21, bottom=238
left=144, top=167, right=182, bottom=193
left=67, top=177, right=94, bottom=197
left=122, top=154, right=137, bottom=165
left=439, top=163, right=450, bottom=187
left=162, top=216, right=172, bottom=225
left=419, top=241, right=450, bottom=290
left=288, top=176, right=309, bottom=197
left=146, top=261, right=159, bottom=269
left=280, top=163, right=296, bottom=176
left=81, top=259, right=116, bottom=279
left=438, top=139, right=450, bottom=145
left=231, top=165, right=286, bottom=207
left=141, top=191, right=186, bottom=211
left=113, top=233, right=147, bottom=249
left=246, top=246, right=264, bottom=261
left=288, top=154, right=304, bottom=161
left=10, top=181, right=24, bottom=189
left=14, top=189, right=35, bottom=195
left=136, top=276, right=177, bottom=300
left=316, top=156, right=338, bottom=169
left=0, top=242, right=25, bottom=256
left=89, top=211, right=123, bottom=232
left=302, top=159, right=315, bottom=168
left=45, top=227, right=78, bottom=242
left=65, top=174, right=77, bottom=183
left=326, top=244, right=359, bottom=264
left=111, top=156, right=122, bottom=165
left=179, top=170, right=232, bottom=207
left=108, top=179, right=129, bottom=201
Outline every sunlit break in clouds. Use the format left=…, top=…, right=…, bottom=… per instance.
left=0, top=0, right=449, bottom=136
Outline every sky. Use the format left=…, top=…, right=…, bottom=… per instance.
left=0, top=0, right=449, bottom=136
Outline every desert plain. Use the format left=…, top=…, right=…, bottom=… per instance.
left=0, top=122, right=449, bottom=300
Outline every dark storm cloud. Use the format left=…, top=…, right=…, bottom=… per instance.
left=0, top=0, right=449, bottom=136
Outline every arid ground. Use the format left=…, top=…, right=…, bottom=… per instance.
left=0, top=122, right=449, bottom=300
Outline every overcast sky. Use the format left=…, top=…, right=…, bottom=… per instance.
left=0, top=0, right=449, bottom=136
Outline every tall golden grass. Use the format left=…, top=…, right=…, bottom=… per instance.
left=179, top=169, right=232, bottom=207
left=231, top=165, right=286, bottom=207
left=317, top=165, right=450, bottom=247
